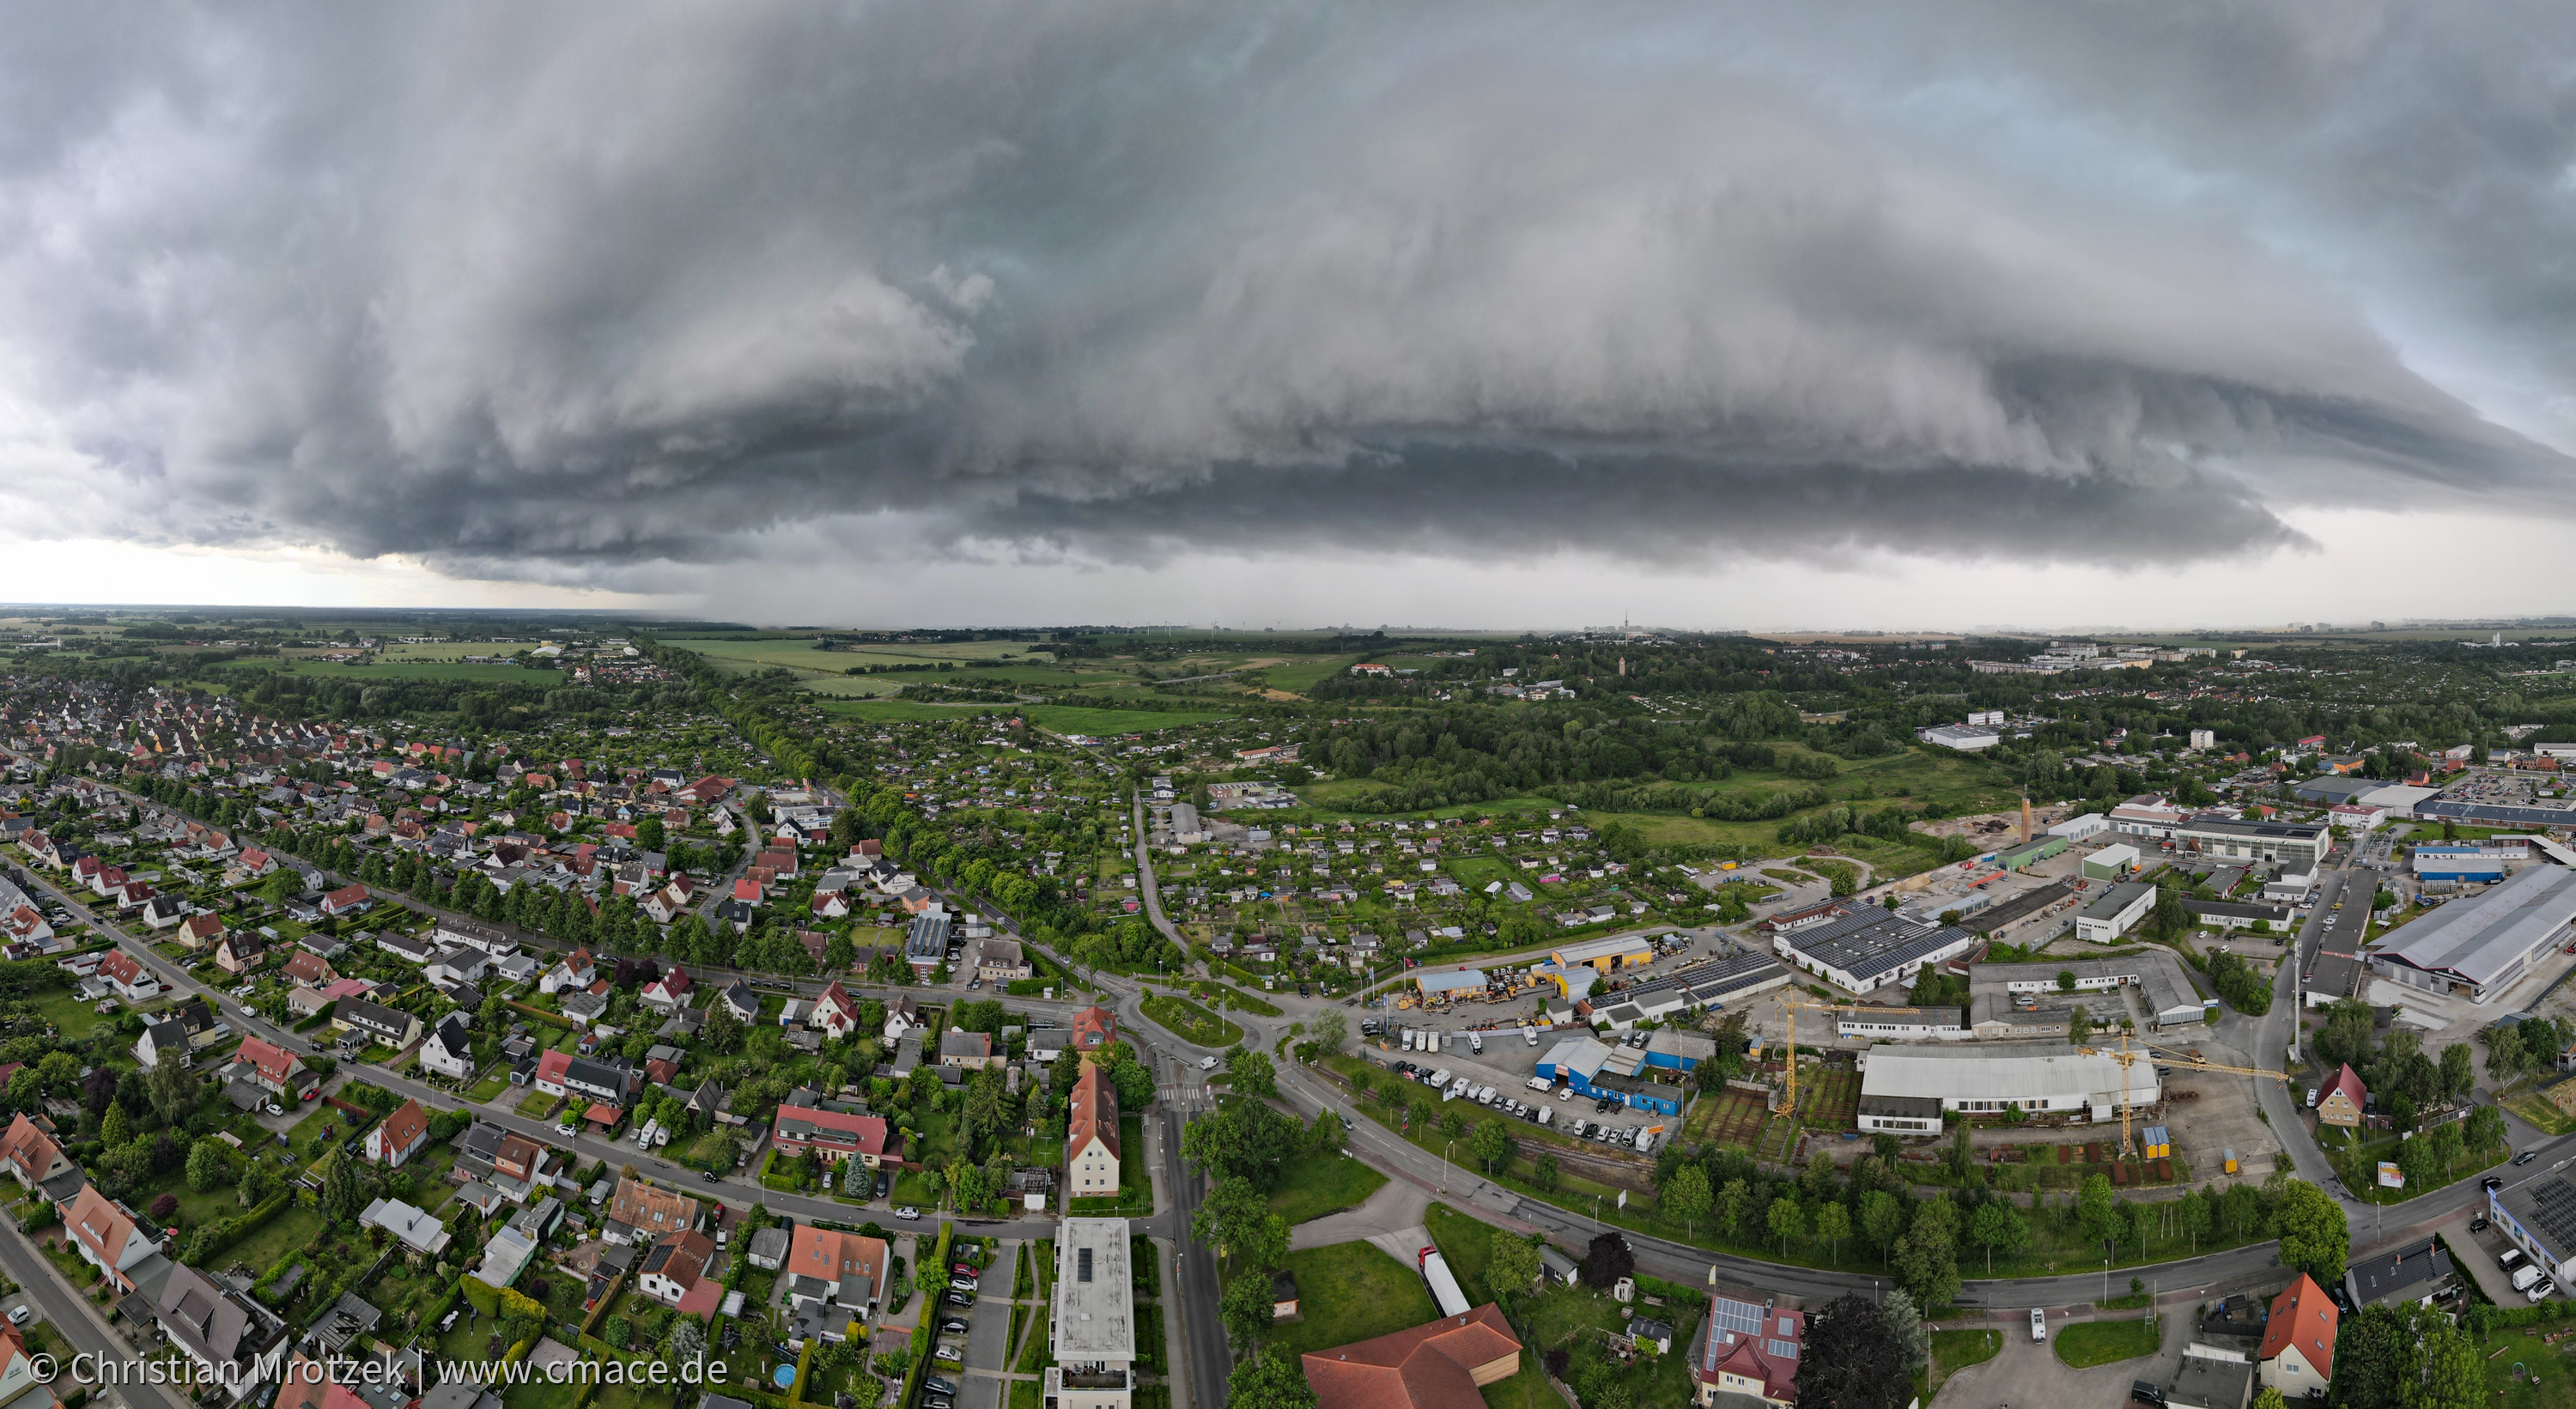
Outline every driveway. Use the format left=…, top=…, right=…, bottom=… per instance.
left=1931, top=1306, right=2193, bottom=1409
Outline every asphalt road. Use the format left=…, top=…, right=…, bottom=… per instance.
left=0, top=1217, right=179, bottom=1409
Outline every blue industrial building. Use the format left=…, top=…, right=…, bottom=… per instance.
left=2413, top=845, right=2509, bottom=884
left=1534, top=1035, right=1684, bottom=1115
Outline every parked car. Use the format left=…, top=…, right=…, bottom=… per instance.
left=2031, top=1309, right=2047, bottom=1343
left=896, top=1206, right=921, bottom=1221
left=925, top=1381, right=957, bottom=1398
left=2518, top=1150, right=2541, bottom=1166
left=2486, top=1176, right=2507, bottom=1193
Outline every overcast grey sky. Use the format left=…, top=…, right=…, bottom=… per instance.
left=3, top=1, right=2574, bottom=628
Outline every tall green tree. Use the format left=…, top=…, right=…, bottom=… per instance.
left=1226, top=1345, right=1318, bottom=1409
left=1792, top=1295, right=1905, bottom=1409
left=1662, top=1165, right=1713, bottom=1240
left=2273, top=1181, right=2349, bottom=1287
left=1968, top=1200, right=2028, bottom=1275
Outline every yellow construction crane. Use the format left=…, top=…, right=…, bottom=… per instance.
left=1773, top=999, right=1843, bottom=1121
left=2077, top=1029, right=2292, bottom=1156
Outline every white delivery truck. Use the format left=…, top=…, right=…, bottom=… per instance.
left=2515, top=1263, right=2545, bottom=1293
left=1470, top=1032, right=1485, bottom=1055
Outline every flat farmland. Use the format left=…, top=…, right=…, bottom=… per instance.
left=273, top=655, right=561, bottom=683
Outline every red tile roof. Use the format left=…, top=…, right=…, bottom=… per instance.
left=2324, top=1062, right=2366, bottom=1109
left=1071, top=1005, right=1116, bottom=1052
left=2260, top=1272, right=2338, bottom=1380
left=1068, top=1061, right=1119, bottom=1164
left=236, top=1036, right=302, bottom=1087
left=1303, top=1305, right=1522, bottom=1409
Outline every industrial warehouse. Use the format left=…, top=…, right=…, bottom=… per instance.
left=1769, top=910, right=1978, bottom=994
left=1835, top=950, right=2211, bottom=1042
left=2369, top=863, right=2576, bottom=1002
left=1856, top=1045, right=2161, bottom=1133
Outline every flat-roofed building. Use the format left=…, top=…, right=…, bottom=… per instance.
left=2075, top=881, right=2157, bottom=944
left=2175, top=817, right=2330, bottom=872
left=1048, top=1218, right=1136, bottom=1409
left=1771, top=911, right=1978, bottom=995
left=2371, top=864, right=2576, bottom=1002
left=1857, top=1043, right=2159, bottom=1123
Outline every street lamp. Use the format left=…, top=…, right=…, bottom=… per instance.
left=1442, top=1138, right=1456, bottom=1193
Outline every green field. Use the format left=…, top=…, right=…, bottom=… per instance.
left=2054, top=1318, right=2160, bottom=1367
left=1267, top=1150, right=1388, bottom=1226
left=1258, top=1242, right=1437, bottom=1361
left=817, top=699, right=1237, bottom=734
left=275, top=658, right=562, bottom=683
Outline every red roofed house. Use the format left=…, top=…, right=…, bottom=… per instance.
left=235, top=847, right=278, bottom=876
left=0, top=1113, right=73, bottom=1193
left=284, top=950, right=337, bottom=987
left=642, top=967, right=694, bottom=1010
left=1066, top=1062, right=1120, bottom=1199
left=2318, top=1063, right=2367, bottom=1130
left=0, top=1319, right=46, bottom=1408
left=809, top=981, right=862, bottom=1041
left=1070, top=1005, right=1117, bottom=1060
left=319, top=884, right=372, bottom=917
left=95, top=949, right=162, bottom=1004
left=1303, top=1305, right=1524, bottom=1409
left=64, top=1184, right=160, bottom=1293
left=1696, top=1294, right=1802, bottom=1406
left=782, top=1225, right=890, bottom=1327
left=771, top=1102, right=902, bottom=1169
left=2258, top=1272, right=2338, bottom=1394
left=366, top=1098, right=431, bottom=1168
left=178, top=914, right=226, bottom=951
left=533, top=1048, right=576, bottom=1096
left=638, top=1230, right=719, bottom=1307
left=234, top=1036, right=319, bottom=1102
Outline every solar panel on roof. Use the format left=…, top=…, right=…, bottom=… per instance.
left=2530, top=1179, right=2576, bottom=1254
left=1709, top=1298, right=1765, bottom=1337
left=1767, top=1339, right=1798, bottom=1358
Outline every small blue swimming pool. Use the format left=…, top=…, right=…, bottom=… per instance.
left=774, top=1366, right=797, bottom=1390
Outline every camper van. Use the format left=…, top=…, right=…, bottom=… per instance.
left=1522, top=1025, right=1539, bottom=1047
left=1469, top=1031, right=1485, bottom=1055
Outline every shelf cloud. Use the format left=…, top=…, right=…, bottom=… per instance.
left=1, top=0, right=2572, bottom=587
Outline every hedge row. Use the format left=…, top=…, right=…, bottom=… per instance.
left=182, top=1187, right=295, bottom=1266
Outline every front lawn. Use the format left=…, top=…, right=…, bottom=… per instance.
left=1931, top=1327, right=2002, bottom=1392
left=1267, top=1150, right=1387, bottom=1228
left=2055, top=1317, right=2160, bottom=1368
left=1139, top=993, right=1242, bottom=1048
left=466, top=1074, right=511, bottom=1102
left=1255, top=1241, right=1435, bottom=1362
left=517, top=1091, right=563, bottom=1120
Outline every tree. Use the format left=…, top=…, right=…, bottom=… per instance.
left=100, top=1102, right=131, bottom=1149
left=2076, top=1175, right=2119, bottom=1257
left=2251, top=1388, right=2287, bottom=1409
left=1226, top=1345, right=1318, bottom=1409
left=1487, top=1233, right=1542, bottom=1299
left=1893, top=1213, right=1959, bottom=1309
left=2429, top=1121, right=2464, bottom=1177
left=1309, top=1009, right=1347, bottom=1054
left=2488, top=1023, right=2528, bottom=1080
left=1662, top=1165, right=1712, bottom=1239
left=2067, top=1005, right=2093, bottom=1047
left=702, top=1002, right=744, bottom=1054
left=1792, top=1294, right=1905, bottom=1409
left=1859, top=1190, right=1904, bottom=1268
left=321, top=1156, right=378, bottom=1224
left=2273, top=1180, right=2349, bottom=1287
left=2056, top=969, right=2077, bottom=993
left=2177, top=1190, right=2212, bottom=1253
left=185, top=1140, right=228, bottom=1193
left=2468, top=1103, right=2506, bottom=1155
left=1768, top=1195, right=1805, bottom=1258
left=1968, top=1200, right=2027, bottom=1275
left=1533, top=1154, right=1559, bottom=1193
left=1224, top=1048, right=1278, bottom=1102
left=1467, top=1120, right=1513, bottom=1176
left=1880, top=1289, right=1930, bottom=1374
left=1578, top=1232, right=1634, bottom=1289
left=2439, top=1042, right=2475, bottom=1102
left=1814, top=1200, right=1852, bottom=1261
left=1220, top=1266, right=1278, bottom=1347
left=2329, top=1303, right=2481, bottom=1409
left=662, top=1315, right=706, bottom=1369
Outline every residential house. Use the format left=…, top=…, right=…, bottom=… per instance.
left=213, top=932, right=267, bottom=975
left=939, top=1031, right=1001, bottom=1071
left=137, top=894, right=188, bottom=931
left=559, top=1055, right=641, bottom=1108
left=319, top=884, right=372, bottom=917
left=136, top=999, right=226, bottom=1067
left=454, top=1122, right=555, bottom=1202
left=1695, top=1296, right=1803, bottom=1407
left=332, top=998, right=422, bottom=1051
left=770, top=1102, right=903, bottom=1169
left=540, top=949, right=598, bottom=996
left=971, top=938, right=1032, bottom=982
left=603, top=1178, right=701, bottom=1247
left=386, top=1011, right=465, bottom=1086
left=154, top=1261, right=289, bottom=1399
left=808, top=981, right=862, bottom=1041
left=637, top=1230, right=720, bottom=1307
left=359, top=1198, right=453, bottom=1262
left=717, top=981, right=760, bottom=1024
left=781, top=1224, right=888, bottom=1332
left=2258, top=1272, right=2338, bottom=1397
left=288, top=976, right=371, bottom=1022
left=0, top=1113, right=75, bottom=1198
left=1070, top=1005, right=1117, bottom=1060
left=283, top=950, right=336, bottom=987
left=0, top=1321, right=49, bottom=1408
left=64, top=1184, right=162, bottom=1294
left=97, top=949, right=163, bottom=1003
left=1066, top=1062, right=1121, bottom=1199
left=366, top=1099, right=432, bottom=1168
left=1301, top=1305, right=1523, bottom=1409
left=2319, top=1064, right=2367, bottom=1130
left=641, top=967, right=694, bottom=1011
left=882, top=996, right=922, bottom=1043
left=423, top=947, right=489, bottom=988
left=230, top=1036, right=319, bottom=1102
left=374, top=931, right=438, bottom=966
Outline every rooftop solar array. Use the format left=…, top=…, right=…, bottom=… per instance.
left=2530, top=1178, right=2576, bottom=1256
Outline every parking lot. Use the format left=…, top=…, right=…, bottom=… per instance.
left=1364, top=1027, right=1684, bottom=1150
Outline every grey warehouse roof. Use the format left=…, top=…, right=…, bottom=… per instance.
left=1780, top=912, right=1974, bottom=983
left=2372, top=863, right=2576, bottom=990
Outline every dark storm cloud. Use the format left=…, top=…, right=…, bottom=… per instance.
left=2, top=0, right=2574, bottom=580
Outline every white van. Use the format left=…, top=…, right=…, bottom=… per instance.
left=1536, top=1106, right=1554, bottom=1127
left=1401, top=1029, right=1416, bottom=1052
left=1522, top=1025, right=1539, bottom=1047
left=1199, top=1055, right=1219, bottom=1071
left=1525, top=1075, right=1552, bottom=1091
left=2514, top=1263, right=2544, bottom=1292
left=1470, top=1032, right=1485, bottom=1055
left=1449, top=1078, right=1473, bottom=1101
